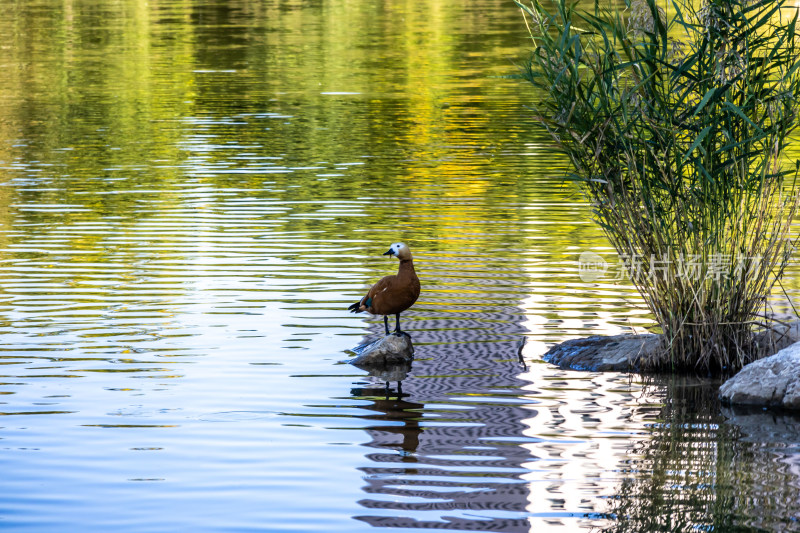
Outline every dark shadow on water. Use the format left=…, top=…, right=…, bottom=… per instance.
left=599, top=376, right=800, bottom=533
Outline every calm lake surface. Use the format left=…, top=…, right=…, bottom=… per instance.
left=2, top=1, right=800, bottom=531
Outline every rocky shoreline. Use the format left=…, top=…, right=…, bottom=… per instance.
left=542, top=322, right=800, bottom=410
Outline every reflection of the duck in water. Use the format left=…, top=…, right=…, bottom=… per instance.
left=348, top=330, right=535, bottom=532
left=349, top=384, right=423, bottom=454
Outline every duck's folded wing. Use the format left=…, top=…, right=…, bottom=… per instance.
left=364, top=275, right=397, bottom=311
left=349, top=278, right=388, bottom=312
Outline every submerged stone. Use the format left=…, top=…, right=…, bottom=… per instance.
left=721, top=404, right=800, bottom=440
left=353, top=359, right=412, bottom=383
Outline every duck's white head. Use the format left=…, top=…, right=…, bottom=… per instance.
left=382, top=242, right=412, bottom=261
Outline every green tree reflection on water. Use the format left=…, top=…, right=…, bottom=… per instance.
left=0, top=0, right=615, bottom=299
left=0, top=1, right=545, bottom=224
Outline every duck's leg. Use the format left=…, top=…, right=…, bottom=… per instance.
left=393, top=314, right=411, bottom=338
left=384, top=315, right=390, bottom=335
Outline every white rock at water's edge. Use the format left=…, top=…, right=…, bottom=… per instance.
left=719, top=341, right=800, bottom=409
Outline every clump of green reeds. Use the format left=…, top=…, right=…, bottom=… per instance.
left=517, top=0, right=800, bottom=373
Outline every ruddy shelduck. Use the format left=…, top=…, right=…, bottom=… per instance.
left=348, top=243, right=420, bottom=336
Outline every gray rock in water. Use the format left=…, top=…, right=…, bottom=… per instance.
left=543, top=320, right=800, bottom=373
left=719, top=342, right=800, bottom=409
left=354, top=359, right=413, bottom=383
left=348, top=334, right=414, bottom=368
left=543, top=333, right=660, bottom=371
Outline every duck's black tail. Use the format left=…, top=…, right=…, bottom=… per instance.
left=348, top=301, right=362, bottom=313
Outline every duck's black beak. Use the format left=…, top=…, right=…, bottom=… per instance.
left=383, top=248, right=395, bottom=256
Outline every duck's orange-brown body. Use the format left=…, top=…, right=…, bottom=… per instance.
left=358, top=258, right=419, bottom=316
left=348, top=243, right=420, bottom=336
